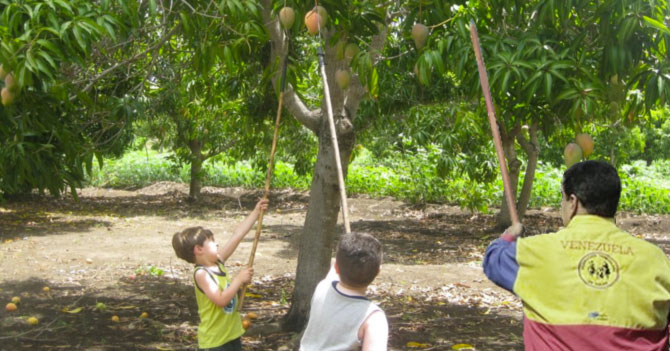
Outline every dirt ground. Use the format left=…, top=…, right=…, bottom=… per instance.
left=1, top=182, right=670, bottom=350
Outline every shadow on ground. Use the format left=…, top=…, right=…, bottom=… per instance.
left=0, top=188, right=305, bottom=240
left=0, top=275, right=522, bottom=351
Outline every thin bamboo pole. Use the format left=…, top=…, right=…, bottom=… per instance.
left=469, top=20, right=520, bottom=225
left=237, top=51, right=289, bottom=312
left=317, top=47, right=351, bottom=233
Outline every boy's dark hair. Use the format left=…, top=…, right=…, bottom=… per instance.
left=336, top=232, right=383, bottom=288
left=172, top=226, right=214, bottom=264
left=562, top=160, right=621, bottom=218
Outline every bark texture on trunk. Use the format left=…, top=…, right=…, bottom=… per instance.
left=188, top=140, right=204, bottom=201
left=283, top=116, right=355, bottom=330
left=494, top=122, right=542, bottom=229
left=516, top=123, right=540, bottom=218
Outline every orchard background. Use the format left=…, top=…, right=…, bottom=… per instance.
left=2, top=0, right=670, bottom=350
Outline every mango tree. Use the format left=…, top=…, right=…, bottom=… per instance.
left=139, top=1, right=269, bottom=201
left=420, top=0, right=670, bottom=227
left=259, top=0, right=392, bottom=330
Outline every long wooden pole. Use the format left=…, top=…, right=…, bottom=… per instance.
left=237, top=51, right=289, bottom=312
left=469, top=20, right=520, bottom=225
left=317, top=47, right=351, bottom=233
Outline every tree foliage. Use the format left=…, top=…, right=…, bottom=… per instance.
left=412, top=0, right=670, bottom=225
left=0, top=0, right=276, bottom=199
left=0, top=0, right=150, bottom=197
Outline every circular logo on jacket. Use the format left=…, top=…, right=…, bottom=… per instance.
left=578, top=252, right=619, bottom=289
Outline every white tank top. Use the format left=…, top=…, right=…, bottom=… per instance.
left=300, top=278, right=382, bottom=351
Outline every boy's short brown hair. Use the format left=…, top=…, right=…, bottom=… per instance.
left=172, top=226, right=213, bottom=264
left=336, top=232, right=383, bottom=288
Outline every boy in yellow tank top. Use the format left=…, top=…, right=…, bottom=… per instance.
left=172, top=198, right=268, bottom=351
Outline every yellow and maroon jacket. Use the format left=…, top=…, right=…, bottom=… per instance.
left=484, top=215, right=670, bottom=350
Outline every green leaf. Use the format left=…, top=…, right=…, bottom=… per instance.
left=72, top=23, right=88, bottom=52
left=370, top=67, right=379, bottom=99
left=179, top=12, right=191, bottom=34
left=149, top=0, right=157, bottom=16
left=544, top=73, right=553, bottom=99
left=642, top=16, right=670, bottom=35
left=556, top=87, right=580, bottom=101
left=223, top=46, right=234, bottom=69
left=36, top=39, right=61, bottom=56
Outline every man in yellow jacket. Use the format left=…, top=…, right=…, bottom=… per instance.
left=484, top=160, right=670, bottom=350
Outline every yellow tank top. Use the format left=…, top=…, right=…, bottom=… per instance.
left=194, top=261, right=245, bottom=348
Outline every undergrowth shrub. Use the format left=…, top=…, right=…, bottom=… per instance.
left=88, top=149, right=670, bottom=214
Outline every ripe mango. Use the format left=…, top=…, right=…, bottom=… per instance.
left=304, top=8, right=324, bottom=35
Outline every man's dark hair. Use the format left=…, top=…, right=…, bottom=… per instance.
left=562, top=160, right=621, bottom=218
left=336, top=232, right=383, bottom=288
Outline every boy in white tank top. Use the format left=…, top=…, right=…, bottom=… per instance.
left=300, top=232, right=388, bottom=351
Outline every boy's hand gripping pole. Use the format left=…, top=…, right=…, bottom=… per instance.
left=237, top=52, right=289, bottom=312
left=317, top=47, right=351, bottom=234
left=469, top=20, right=520, bottom=225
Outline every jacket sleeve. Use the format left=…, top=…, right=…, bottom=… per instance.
left=482, top=235, right=519, bottom=293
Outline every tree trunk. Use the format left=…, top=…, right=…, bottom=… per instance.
left=188, top=140, right=204, bottom=201
left=283, top=117, right=355, bottom=331
left=516, top=123, right=540, bottom=218
left=495, top=129, right=521, bottom=229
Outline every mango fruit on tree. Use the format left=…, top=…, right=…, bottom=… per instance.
left=279, top=7, right=295, bottom=29
left=564, top=143, right=583, bottom=168
left=344, top=43, right=359, bottom=62
left=4, top=73, right=17, bottom=91
left=335, top=69, right=350, bottom=90
left=335, top=40, right=347, bottom=60
left=412, top=23, right=429, bottom=50
left=575, top=133, right=594, bottom=157
left=304, top=6, right=327, bottom=35
left=314, top=6, right=328, bottom=26
left=1, top=87, right=13, bottom=106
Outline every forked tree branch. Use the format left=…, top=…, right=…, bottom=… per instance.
left=260, top=0, right=320, bottom=132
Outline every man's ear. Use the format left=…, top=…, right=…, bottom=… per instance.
left=334, top=261, right=340, bottom=275
left=568, top=194, right=580, bottom=218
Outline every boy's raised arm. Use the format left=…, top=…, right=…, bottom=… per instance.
left=219, top=199, right=269, bottom=262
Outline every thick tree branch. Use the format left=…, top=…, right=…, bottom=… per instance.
left=260, top=0, right=320, bottom=132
